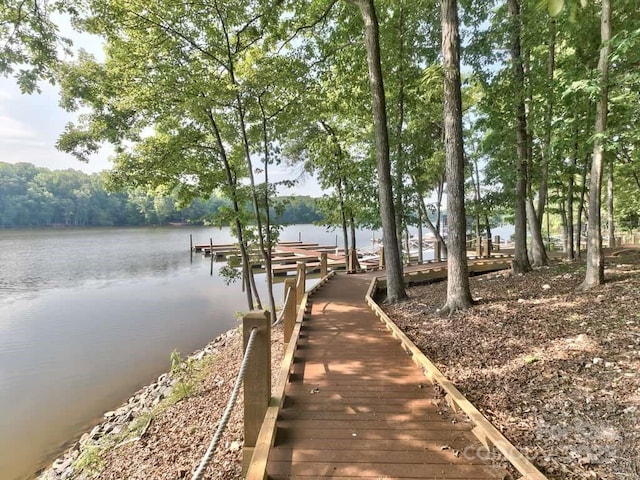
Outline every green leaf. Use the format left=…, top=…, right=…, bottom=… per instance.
left=548, top=0, right=565, bottom=16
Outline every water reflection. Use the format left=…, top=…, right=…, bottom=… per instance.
left=0, top=227, right=245, bottom=480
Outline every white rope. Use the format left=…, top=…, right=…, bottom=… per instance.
left=191, top=327, right=258, bottom=480
left=271, top=287, right=292, bottom=327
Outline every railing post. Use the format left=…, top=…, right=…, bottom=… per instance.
left=283, top=279, right=297, bottom=344
left=242, top=311, right=271, bottom=475
left=320, top=251, right=328, bottom=277
left=475, top=236, right=482, bottom=257
left=483, top=236, right=491, bottom=257
left=434, top=240, right=441, bottom=262
left=296, top=262, right=306, bottom=309
left=494, top=235, right=501, bottom=252
left=378, top=246, right=385, bottom=268
left=349, top=248, right=358, bottom=272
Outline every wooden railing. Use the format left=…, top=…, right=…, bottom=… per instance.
left=243, top=269, right=336, bottom=480
left=364, top=262, right=547, bottom=480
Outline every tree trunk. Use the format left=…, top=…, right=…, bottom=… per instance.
left=508, top=0, right=531, bottom=275
left=394, top=3, right=406, bottom=259
left=577, top=152, right=589, bottom=257
left=607, top=159, right=615, bottom=247
left=435, top=176, right=446, bottom=260
left=258, top=97, right=277, bottom=323
left=537, top=19, right=556, bottom=225
left=207, top=109, right=254, bottom=310
left=566, top=111, right=578, bottom=260
left=338, top=177, right=350, bottom=269
left=440, top=0, right=472, bottom=314
left=579, top=0, right=610, bottom=291
left=349, top=0, right=406, bottom=302
left=417, top=206, right=424, bottom=263
left=527, top=198, right=548, bottom=266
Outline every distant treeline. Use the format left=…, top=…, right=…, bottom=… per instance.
left=0, top=162, right=324, bottom=227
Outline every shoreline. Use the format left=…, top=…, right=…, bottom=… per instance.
left=37, top=327, right=242, bottom=480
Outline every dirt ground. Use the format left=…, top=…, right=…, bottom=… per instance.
left=383, top=249, right=640, bottom=480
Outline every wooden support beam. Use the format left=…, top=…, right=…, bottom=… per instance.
left=242, top=311, right=271, bottom=475
left=320, top=251, right=328, bottom=277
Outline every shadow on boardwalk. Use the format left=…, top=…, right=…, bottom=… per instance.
left=266, top=273, right=509, bottom=479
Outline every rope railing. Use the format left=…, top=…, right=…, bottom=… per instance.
left=271, top=287, right=291, bottom=327
left=191, top=326, right=258, bottom=480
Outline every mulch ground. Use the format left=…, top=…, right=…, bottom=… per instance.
left=383, top=249, right=640, bottom=480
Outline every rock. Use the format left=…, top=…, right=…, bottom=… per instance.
left=89, top=425, right=102, bottom=440
left=542, top=284, right=551, bottom=290
left=592, top=357, right=603, bottom=365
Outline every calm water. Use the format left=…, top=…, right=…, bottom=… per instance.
left=0, top=225, right=340, bottom=480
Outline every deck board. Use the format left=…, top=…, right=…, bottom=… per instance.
left=266, top=273, right=507, bottom=480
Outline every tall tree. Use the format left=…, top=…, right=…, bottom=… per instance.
left=346, top=0, right=406, bottom=302
left=578, top=0, right=611, bottom=290
left=508, top=0, right=532, bottom=274
left=440, top=0, right=472, bottom=314
left=0, top=0, right=72, bottom=92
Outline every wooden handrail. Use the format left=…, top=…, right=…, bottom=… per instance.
left=364, top=268, right=547, bottom=480
left=245, top=271, right=335, bottom=480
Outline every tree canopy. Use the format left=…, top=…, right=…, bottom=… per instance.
left=3, top=0, right=640, bottom=298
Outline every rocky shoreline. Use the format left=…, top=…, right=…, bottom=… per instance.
left=38, top=328, right=240, bottom=480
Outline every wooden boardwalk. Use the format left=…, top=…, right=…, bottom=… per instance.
left=265, top=272, right=509, bottom=479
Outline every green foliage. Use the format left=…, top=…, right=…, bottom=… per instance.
left=72, top=445, right=103, bottom=475
left=0, top=0, right=75, bottom=92
left=168, top=350, right=197, bottom=403
left=0, top=162, right=324, bottom=227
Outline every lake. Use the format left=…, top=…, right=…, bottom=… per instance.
left=0, top=224, right=370, bottom=480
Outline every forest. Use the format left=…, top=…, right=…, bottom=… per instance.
left=0, top=162, right=323, bottom=227
left=2, top=0, right=640, bottom=308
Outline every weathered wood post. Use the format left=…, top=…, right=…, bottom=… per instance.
left=283, top=279, right=296, bottom=344
left=378, top=245, right=385, bottom=268
left=190, top=234, right=193, bottom=251
left=476, top=236, right=482, bottom=257
left=296, top=262, right=306, bottom=309
left=482, top=236, right=491, bottom=257
left=320, top=252, right=328, bottom=277
left=349, top=248, right=358, bottom=273
left=434, top=240, right=441, bottom=262
left=242, top=310, right=271, bottom=474
left=494, top=235, right=501, bottom=252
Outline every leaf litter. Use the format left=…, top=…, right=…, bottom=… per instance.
left=383, top=249, right=640, bottom=480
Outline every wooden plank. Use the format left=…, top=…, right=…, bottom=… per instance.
left=274, top=419, right=474, bottom=431
left=267, top=461, right=507, bottom=479
left=271, top=438, right=479, bottom=452
left=268, top=448, right=495, bottom=465
left=365, top=275, right=547, bottom=480
left=245, top=271, right=337, bottom=480
left=274, top=427, right=474, bottom=442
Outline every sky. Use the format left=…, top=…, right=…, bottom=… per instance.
left=0, top=22, right=323, bottom=196
left=0, top=75, right=322, bottom=196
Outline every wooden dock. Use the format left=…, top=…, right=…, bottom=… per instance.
left=246, top=257, right=545, bottom=479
